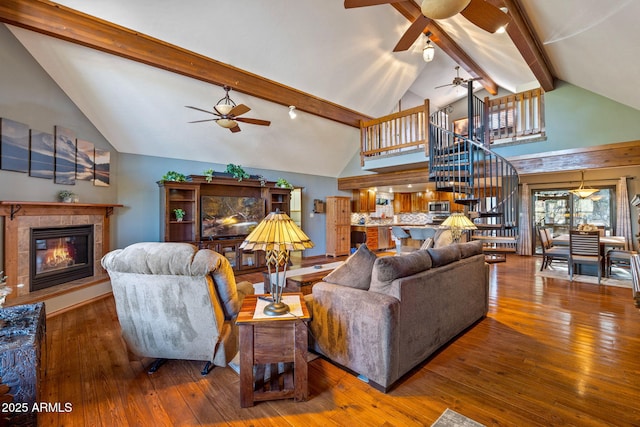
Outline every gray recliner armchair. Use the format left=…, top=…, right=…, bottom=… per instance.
left=101, top=242, right=254, bottom=375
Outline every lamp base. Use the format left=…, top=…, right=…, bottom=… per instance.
left=263, top=301, right=290, bottom=316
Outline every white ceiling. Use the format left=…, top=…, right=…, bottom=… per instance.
left=6, top=0, right=640, bottom=177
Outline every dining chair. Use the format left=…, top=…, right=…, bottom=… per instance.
left=569, top=230, right=602, bottom=284
left=606, top=249, right=638, bottom=278
left=537, top=226, right=569, bottom=271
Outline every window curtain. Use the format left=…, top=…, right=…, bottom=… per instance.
left=518, top=183, right=532, bottom=255
left=616, top=177, right=633, bottom=250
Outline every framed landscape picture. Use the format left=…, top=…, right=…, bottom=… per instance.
left=453, top=118, right=469, bottom=136
left=0, top=118, right=30, bottom=173
left=29, top=129, right=55, bottom=179
left=94, top=148, right=110, bottom=186
left=76, top=139, right=95, bottom=181
left=54, top=126, right=76, bottom=185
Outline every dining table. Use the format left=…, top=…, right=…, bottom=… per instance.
left=552, top=233, right=627, bottom=273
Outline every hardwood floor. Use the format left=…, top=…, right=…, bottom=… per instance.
left=38, top=255, right=640, bottom=426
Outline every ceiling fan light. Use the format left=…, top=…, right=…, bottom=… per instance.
left=217, top=118, right=237, bottom=129
left=421, top=0, right=471, bottom=20
left=423, top=39, right=435, bottom=62
left=289, top=106, right=297, bottom=119
left=215, top=103, right=234, bottom=115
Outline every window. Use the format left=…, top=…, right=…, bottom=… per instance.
left=532, top=187, right=615, bottom=254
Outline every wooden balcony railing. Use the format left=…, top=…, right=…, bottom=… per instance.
left=485, top=88, right=545, bottom=142
left=360, top=100, right=429, bottom=166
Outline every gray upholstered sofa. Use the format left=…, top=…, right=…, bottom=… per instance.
left=307, top=240, right=488, bottom=392
left=101, top=242, right=254, bottom=374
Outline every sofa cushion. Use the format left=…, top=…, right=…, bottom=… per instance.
left=458, top=240, right=484, bottom=258
left=369, top=250, right=432, bottom=295
left=427, top=244, right=461, bottom=267
left=324, top=244, right=377, bottom=290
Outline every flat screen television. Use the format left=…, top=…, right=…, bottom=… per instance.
left=201, top=195, right=265, bottom=239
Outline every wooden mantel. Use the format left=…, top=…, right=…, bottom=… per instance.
left=0, top=201, right=123, bottom=220
left=1, top=201, right=123, bottom=301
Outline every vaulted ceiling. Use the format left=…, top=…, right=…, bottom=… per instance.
left=1, top=0, right=638, bottom=177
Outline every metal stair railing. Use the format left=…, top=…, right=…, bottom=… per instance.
left=429, top=100, right=520, bottom=245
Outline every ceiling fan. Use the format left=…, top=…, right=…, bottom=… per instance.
left=344, top=0, right=510, bottom=52
left=435, top=66, right=480, bottom=89
left=186, top=86, right=271, bottom=133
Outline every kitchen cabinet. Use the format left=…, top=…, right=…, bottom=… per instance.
left=393, top=193, right=412, bottom=213
left=326, top=196, right=351, bottom=257
left=411, top=192, right=428, bottom=212
left=352, top=189, right=376, bottom=212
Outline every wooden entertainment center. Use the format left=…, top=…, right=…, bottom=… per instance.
left=159, top=175, right=291, bottom=273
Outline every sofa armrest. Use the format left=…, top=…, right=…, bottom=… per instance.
left=309, top=281, right=400, bottom=388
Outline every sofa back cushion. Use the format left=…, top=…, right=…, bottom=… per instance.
left=369, top=250, right=432, bottom=295
left=457, top=240, right=484, bottom=259
left=324, top=244, right=377, bottom=290
left=427, top=244, right=461, bottom=267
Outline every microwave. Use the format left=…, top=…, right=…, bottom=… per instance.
left=428, top=201, right=450, bottom=213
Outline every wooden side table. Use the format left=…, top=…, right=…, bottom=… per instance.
left=236, top=294, right=310, bottom=408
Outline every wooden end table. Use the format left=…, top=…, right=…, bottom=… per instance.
left=236, top=294, right=310, bottom=408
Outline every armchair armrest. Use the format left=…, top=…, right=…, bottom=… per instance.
left=309, top=281, right=400, bottom=388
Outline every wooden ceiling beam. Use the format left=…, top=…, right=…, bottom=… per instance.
left=488, top=0, right=555, bottom=91
left=391, top=1, right=499, bottom=95
left=0, top=0, right=371, bottom=128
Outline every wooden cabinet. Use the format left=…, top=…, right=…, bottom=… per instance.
left=326, top=196, right=351, bottom=257
left=393, top=193, right=412, bottom=213
left=159, top=176, right=290, bottom=272
left=268, top=187, right=291, bottom=214
left=411, top=192, right=428, bottom=212
left=159, top=181, right=199, bottom=242
left=352, top=189, right=376, bottom=213
left=366, top=227, right=379, bottom=250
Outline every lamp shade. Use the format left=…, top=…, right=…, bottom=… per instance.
left=569, top=171, right=599, bottom=199
left=240, top=211, right=314, bottom=252
left=423, top=40, right=435, bottom=62
left=441, top=212, right=477, bottom=230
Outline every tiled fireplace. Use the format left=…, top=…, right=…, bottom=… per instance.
left=30, top=224, right=94, bottom=292
left=1, top=202, right=120, bottom=299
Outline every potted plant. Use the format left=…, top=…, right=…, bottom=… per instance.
left=173, top=208, right=186, bottom=222
left=225, top=163, right=249, bottom=181
left=161, top=171, right=187, bottom=182
left=203, top=168, right=215, bottom=183
left=58, top=190, right=77, bottom=203
left=276, top=178, right=293, bottom=189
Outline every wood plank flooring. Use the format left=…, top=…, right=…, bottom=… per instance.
left=38, top=255, right=640, bottom=426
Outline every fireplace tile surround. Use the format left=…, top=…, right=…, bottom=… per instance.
left=1, top=202, right=122, bottom=300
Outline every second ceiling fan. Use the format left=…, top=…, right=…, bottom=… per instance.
left=344, top=0, right=510, bottom=52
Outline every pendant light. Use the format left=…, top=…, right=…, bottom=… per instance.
left=569, top=170, right=599, bottom=198
left=423, top=36, right=435, bottom=62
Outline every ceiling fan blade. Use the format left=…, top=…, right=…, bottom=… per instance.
left=393, top=15, right=430, bottom=52
left=229, top=104, right=251, bottom=117
left=344, top=0, right=395, bottom=8
left=230, top=125, right=241, bottom=133
left=460, top=0, right=510, bottom=34
left=188, top=119, right=217, bottom=123
left=434, top=83, right=454, bottom=89
left=185, top=105, right=219, bottom=116
left=235, top=117, right=271, bottom=126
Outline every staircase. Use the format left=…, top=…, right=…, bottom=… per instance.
left=429, top=86, right=520, bottom=256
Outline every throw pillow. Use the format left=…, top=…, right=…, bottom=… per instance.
left=323, top=244, right=377, bottom=290
left=458, top=240, right=483, bottom=258
left=427, top=244, right=461, bottom=267
left=369, top=250, right=432, bottom=295
left=433, top=229, right=453, bottom=248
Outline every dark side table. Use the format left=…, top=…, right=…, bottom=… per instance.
left=236, top=294, right=310, bottom=408
left=0, top=302, right=46, bottom=427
